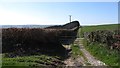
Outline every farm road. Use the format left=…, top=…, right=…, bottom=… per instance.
left=77, top=38, right=106, bottom=66
left=64, top=38, right=106, bottom=66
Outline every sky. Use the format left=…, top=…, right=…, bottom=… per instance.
left=0, top=2, right=118, bottom=25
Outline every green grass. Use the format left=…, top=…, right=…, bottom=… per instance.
left=2, top=54, right=64, bottom=67
left=78, top=24, right=120, bottom=66
left=79, top=24, right=119, bottom=37
left=71, top=44, right=84, bottom=58
left=83, top=39, right=119, bottom=66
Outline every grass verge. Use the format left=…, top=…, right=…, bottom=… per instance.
left=83, top=39, right=120, bottom=66
left=2, top=54, right=64, bottom=67
left=71, top=44, right=83, bottom=58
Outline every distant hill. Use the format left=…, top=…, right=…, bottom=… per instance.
left=1, top=25, right=53, bottom=28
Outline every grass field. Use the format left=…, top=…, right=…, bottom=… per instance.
left=2, top=53, right=64, bottom=67
left=79, top=24, right=119, bottom=37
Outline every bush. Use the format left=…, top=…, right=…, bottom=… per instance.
left=83, top=30, right=120, bottom=50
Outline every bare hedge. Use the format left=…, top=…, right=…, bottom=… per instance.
left=1, top=21, right=80, bottom=56
left=84, top=30, right=120, bottom=50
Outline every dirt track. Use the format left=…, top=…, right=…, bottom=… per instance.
left=64, top=38, right=106, bottom=66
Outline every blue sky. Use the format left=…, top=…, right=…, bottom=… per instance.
left=0, top=2, right=118, bottom=25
